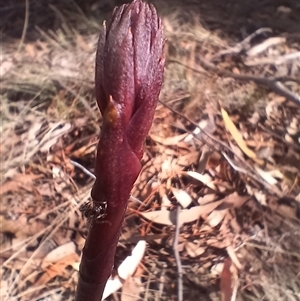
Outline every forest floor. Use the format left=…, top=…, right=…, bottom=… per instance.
left=1, top=0, right=300, bottom=300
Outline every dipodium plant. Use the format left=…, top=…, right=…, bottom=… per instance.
left=75, top=1, right=164, bottom=300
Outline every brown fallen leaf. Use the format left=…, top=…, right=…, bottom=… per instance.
left=0, top=173, right=42, bottom=195
left=0, top=215, right=45, bottom=238
left=150, top=133, right=188, bottom=146
left=25, top=43, right=36, bottom=57
left=222, top=192, right=250, bottom=208
left=35, top=253, right=79, bottom=288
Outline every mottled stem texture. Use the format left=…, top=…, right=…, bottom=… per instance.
left=75, top=1, right=164, bottom=300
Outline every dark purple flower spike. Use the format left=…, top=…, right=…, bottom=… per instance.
left=75, top=1, right=164, bottom=300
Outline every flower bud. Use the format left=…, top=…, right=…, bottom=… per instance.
left=76, top=1, right=164, bottom=300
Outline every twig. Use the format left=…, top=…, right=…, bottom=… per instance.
left=246, top=37, right=286, bottom=57
left=168, top=57, right=300, bottom=105
left=70, top=159, right=96, bottom=179
left=271, top=76, right=300, bottom=84
left=16, top=0, right=29, bottom=54
left=245, top=51, right=300, bottom=66
left=244, top=242, right=300, bottom=258
left=158, top=265, right=166, bottom=299
left=221, top=152, right=249, bottom=174
left=258, top=123, right=300, bottom=152
left=173, top=205, right=183, bottom=301
left=211, top=28, right=272, bottom=59
left=221, top=152, right=283, bottom=197
left=69, top=160, right=142, bottom=204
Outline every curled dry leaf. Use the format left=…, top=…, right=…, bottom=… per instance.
left=197, top=145, right=213, bottom=173
left=221, top=192, right=250, bottom=208
left=177, top=151, right=199, bottom=167
left=40, top=122, right=72, bottom=152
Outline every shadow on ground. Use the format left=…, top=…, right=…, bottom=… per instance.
left=2, top=0, right=300, bottom=42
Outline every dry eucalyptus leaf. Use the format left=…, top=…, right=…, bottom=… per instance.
left=226, top=245, right=242, bottom=269
left=150, top=133, right=187, bottom=145
left=177, top=151, right=199, bottom=166
left=246, top=37, right=286, bottom=57
left=207, top=209, right=228, bottom=228
left=185, top=241, right=206, bottom=258
left=102, top=241, right=146, bottom=300
left=141, top=200, right=225, bottom=227
left=221, top=107, right=264, bottom=165
left=184, top=171, right=217, bottom=190
left=198, top=194, right=218, bottom=205
left=161, top=193, right=171, bottom=210
left=118, top=240, right=146, bottom=280
left=221, top=192, right=250, bottom=208
left=102, top=277, right=123, bottom=300
left=197, top=145, right=212, bottom=173
left=170, top=187, right=192, bottom=208
left=255, top=166, right=277, bottom=185
left=40, top=122, right=71, bottom=152
left=211, top=262, right=225, bottom=276
left=43, top=242, right=76, bottom=265
left=35, top=253, right=79, bottom=288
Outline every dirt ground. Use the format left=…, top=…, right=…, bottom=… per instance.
left=1, top=0, right=300, bottom=300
